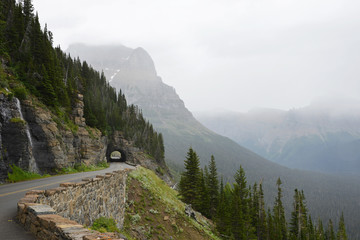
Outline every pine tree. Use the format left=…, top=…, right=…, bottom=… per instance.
left=336, top=213, right=347, bottom=240
left=316, top=218, right=325, bottom=240
left=308, top=215, right=315, bottom=240
left=23, top=0, right=33, bottom=25
left=258, top=182, right=267, bottom=240
left=208, top=155, right=219, bottom=219
left=267, top=208, right=275, bottom=240
left=216, top=178, right=233, bottom=238
left=273, top=178, right=287, bottom=240
left=325, top=219, right=336, bottom=240
left=178, top=147, right=201, bottom=206
left=232, top=165, right=255, bottom=239
left=216, top=177, right=226, bottom=232
left=196, top=169, right=210, bottom=217
left=250, top=182, right=259, bottom=235
left=289, top=189, right=308, bottom=240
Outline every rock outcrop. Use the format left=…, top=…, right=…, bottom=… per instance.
left=1, top=91, right=170, bottom=183
left=0, top=93, right=107, bottom=181
left=21, top=93, right=107, bottom=173
left=0, top=94, right=35, bottom=180
left=107, top=131, right=172, bottom=184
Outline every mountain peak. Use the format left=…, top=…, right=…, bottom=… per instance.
left=122, top=47, right=157, bottom=78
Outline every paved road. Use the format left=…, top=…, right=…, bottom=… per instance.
left=0, top=162, right=135, bottom=240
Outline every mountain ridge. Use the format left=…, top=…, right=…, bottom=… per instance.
left=67, top=43, right=360, bottom=238
left=195, top=101, right=360, bottom=176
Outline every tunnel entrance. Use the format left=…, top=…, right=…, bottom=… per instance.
left=110, top=151, right=121, bottom=160
left=106, top=147, right=127, bottom=162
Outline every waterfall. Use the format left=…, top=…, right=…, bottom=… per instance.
left=15, top=98, right=38, bottom=172
left=15, top=98, right=33, bottom=147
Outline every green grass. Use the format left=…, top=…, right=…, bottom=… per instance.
left=56, top=161, right=109, bottom=174
left=7, top=164, right=50, bottom=183
left=10, top=117, right=26, bottom=125
left=85, top=126, right=97, bottom=139
left=129, top=167, right=221, bottom=240
left=13, top=86, right=27, bottom=100
left=7, top=161, right=109, bottom=183
left=91, top=217, right=119, bottom=233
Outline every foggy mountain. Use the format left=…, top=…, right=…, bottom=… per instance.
left=67, top=44, right=360, bottom=238
left=195, top=99, right=360, bottom=176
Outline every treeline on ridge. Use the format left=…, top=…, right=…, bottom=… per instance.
left=0, top=0, right=164, bottom=161
left=179, top=147, right=348, bottom=240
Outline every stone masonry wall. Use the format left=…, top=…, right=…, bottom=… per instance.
left=38, top=170, right=128, bottom=229
left=17, top=169, right=131, bottom=240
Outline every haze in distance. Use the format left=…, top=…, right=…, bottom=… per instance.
left=33, top=0, right=360, bottom=113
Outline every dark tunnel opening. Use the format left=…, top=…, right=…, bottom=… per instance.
left=106, top=147, right=127, bottom=162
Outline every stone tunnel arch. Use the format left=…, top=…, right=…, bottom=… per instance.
left=106, top=146, right=127, bottom=162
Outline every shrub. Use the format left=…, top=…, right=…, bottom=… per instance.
left=14, top=86, right=27, bottom=100
left=91, top=217, right=119, bottom=233
left=7, top=164, right=44, bottom=182
left=97, top=161, right=109, bottom=168
left=10, top=117, right=25, bottom=125
left=156, top=167, right=164, bottom=176
left=131, top=214, right=141, bottom=225
left=7, top=92, right=14, bottom=100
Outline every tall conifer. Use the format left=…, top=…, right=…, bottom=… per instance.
left=336, top=213, right=347, bottom=240
left=179, top=147, right=201, bottom=206
left=325, top=219, right=336, bottom=240
left=208, top=155, right=219, bottom=219
left=316, top=218, right=325, bottom=240
left=273, top=178, right=287, bottom=240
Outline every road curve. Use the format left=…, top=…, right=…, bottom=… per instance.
left=0, top=162, right=135, bottom=240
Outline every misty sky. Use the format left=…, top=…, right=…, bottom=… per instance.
left=33, top=0, right=360, bottom=112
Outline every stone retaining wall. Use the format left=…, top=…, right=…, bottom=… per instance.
left=17, top=169, right=131, bottom=240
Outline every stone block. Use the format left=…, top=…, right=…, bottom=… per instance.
left=18, top=195, right=38, bottom=204
left=45, top=189, right=57, bottom=196
left=26, top=190, right=45, bottom=195
left=30, top=223, right=39, bottom=234
left=27, top=204, right=56, bottom=216
left=60, top=182, right=76, bottom=188
left=17, top=203, right=25, bottom=215
left=75, top=181, right=87, bottom=187
left=45, top=187, right=66, bottom=196
left=20, top=214, right=27, bottom=225
left=92, top=177, right=101, bottom=182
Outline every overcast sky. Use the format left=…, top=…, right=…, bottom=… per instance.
left=33, top=0, right=360, bottom=112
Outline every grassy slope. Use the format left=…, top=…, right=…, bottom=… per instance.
left=6, top=162, right=109, bottom=183
left=123, top=167, right=220, bottom=240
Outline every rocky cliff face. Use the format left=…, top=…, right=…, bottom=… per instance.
left=107, top=131, right=172, bottom=184
left=0, top=93, right=107, bottom=182
left=0, top=94, right=35, bottom=180
left=0, top=90, right=171, bottom=183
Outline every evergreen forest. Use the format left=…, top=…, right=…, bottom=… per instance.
left=0, top=0, right=164, bottom=161
left=179, top=147, right=348, bottom=240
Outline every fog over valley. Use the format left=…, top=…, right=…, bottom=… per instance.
left=33, top=0, right=360, bottom=112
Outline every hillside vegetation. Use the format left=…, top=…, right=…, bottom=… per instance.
left=0, top=0, right=164, bottom=162
left=178, top=148, right=348, bottom=240
left=123, top=166, right=220, bottom=240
